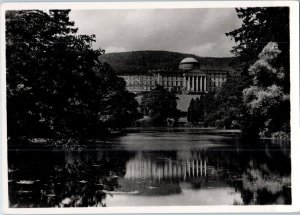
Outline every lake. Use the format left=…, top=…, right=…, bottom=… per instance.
left=8, top=131, right=291, bottom=207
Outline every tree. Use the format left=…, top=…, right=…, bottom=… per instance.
left=194, top=97, right=204, bottom=123
left=187, top=97, right=204, bottom=125
left=226, top=7, right=290, bottom=102
left=187, top=98, right=195, bottom=123
left=243, top=42, right=290, bottom=137
left=140, top=86, right=179, bottom=126
left=202, top=74, right=251, bottom=129
left=208, top=7, right=291, bottom=134
left=6, top=10, right=139, bottom=143
left=226, top=7, right=289, bottom=66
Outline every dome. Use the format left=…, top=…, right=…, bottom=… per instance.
left=179, top=57, right=199, bottom=70
left=180, top=57, right=198, bottom=64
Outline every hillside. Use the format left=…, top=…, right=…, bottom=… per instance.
left=98, top=51, right=237, bottom=75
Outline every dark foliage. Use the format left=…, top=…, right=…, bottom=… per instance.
left=187, top=98, right=195, bottom=123
left=203, top=75, right=251, bottom=129
left=6, top=10, right=140, bottom=142
left=202, top=7, right=291, bottom=136
left=226, top=7, right=289, bottom=65
left=187, top=97, right=204, bottom=125
left=140, top=86, right=180, bottom=126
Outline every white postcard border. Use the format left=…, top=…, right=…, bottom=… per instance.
left=1, top=1, right=299, bottom=214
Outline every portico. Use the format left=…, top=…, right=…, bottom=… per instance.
left=183, top=70, right=207, bottom=92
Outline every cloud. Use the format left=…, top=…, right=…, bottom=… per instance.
left=105, top=46, right=127, bottom=53
left=69, top=8, right=241, bottom=57
left=187, top=42, right=217, bottom=56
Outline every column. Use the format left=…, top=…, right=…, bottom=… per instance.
left=158, top=167, right=161, bottom=181
left=187, top=159, right=191, bottom=177
left=183, top=162, right=186, bottom=181
left=152, top=164, right=156, bottom=179
left=183, top=76, right=186, bottom=89
left=196, top=76, right=199, bottom=92
left=204, top=77, right=207, bottom=91
left=163, top=163, right=167, bottom=179
left=200, top=77, right=203, bottom=92
left=199, top=77, right=201, bottom=92
left=200, top=159, right=203, bottom=176
left=173, top=165, right=177, bottom=178
left=168, top=161, right=172, bottom=178
left=191, top=77, right=194, bottom=92
left=148, top=160, right=151, bottom=178
left=192, top=160, right=195, bottom=177
left=144, top=161, right=147, bottom=178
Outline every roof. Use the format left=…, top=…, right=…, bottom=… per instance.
left=180, top=57, right=198, bottom=64
left=176, top=94, right=201, bottom=112
left=135, top=94, right=200, bottom=113
left=184, top=69, right=206, bottom=76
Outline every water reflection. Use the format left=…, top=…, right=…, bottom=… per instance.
left=125, top=152, right=208, bottom=180
left=8, top=132, right=291, bottom=207
left=8, top=149, right=133, bottom=207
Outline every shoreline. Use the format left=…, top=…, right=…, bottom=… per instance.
left=7, top=128, right=291, bottom=151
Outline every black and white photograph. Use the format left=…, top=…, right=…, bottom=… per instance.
left=1, top=1, right=299, bottom=213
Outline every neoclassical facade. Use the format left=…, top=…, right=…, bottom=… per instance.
left=119, top=57, right=229, bottom=94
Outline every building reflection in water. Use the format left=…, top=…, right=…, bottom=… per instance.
left=125, top=152, right=207, bottom=181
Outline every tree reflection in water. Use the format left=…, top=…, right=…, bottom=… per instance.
left=240, top=161, right=291, bottom=205
left=8, top=149, right=134, bottom=207
left=8, top=134, right=291, bottom=207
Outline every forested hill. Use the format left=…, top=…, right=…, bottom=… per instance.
left=98, top=51, right=237, bottom=74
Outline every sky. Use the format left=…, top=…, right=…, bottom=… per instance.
left=69, top=9, right=242, bottom=57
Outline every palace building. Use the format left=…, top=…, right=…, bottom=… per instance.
left=119, top=57, right=229, bottom=94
